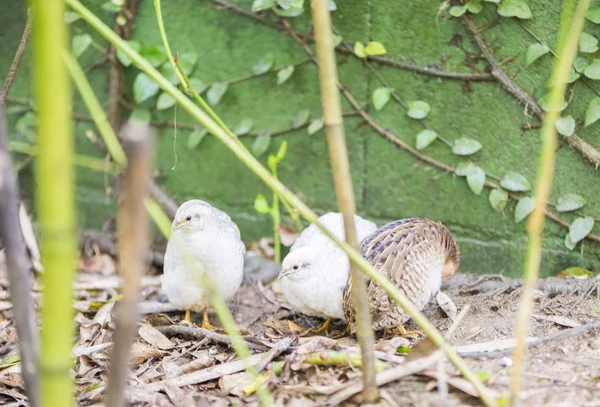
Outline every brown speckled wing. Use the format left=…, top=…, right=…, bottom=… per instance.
left=343, top=218, right=459, bottom=331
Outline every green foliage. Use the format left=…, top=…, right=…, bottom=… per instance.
left=251, top=54, right=274, bottom=75
left=188, top=78, right=207, bottom=95
left=251, top=0, right=275, bottom=12
left=500, top=171, right=531, bottom=192
left=187, top=128, right=207, bottom=149
left=587, top=8, right=600, bottom=24
left=569, top=217, right=595, bottom=243
left=564, top=233, right=576, bottom=250
left=372, top=87, right=391, bottom=110
left=579, top=32, right=599, bottom=53
left=584, top=97, right=600, bottom=126
left=489, top=188, right=508, bottom=212
left=293, top=110, right=310, bottom=127
left=72, top=34, right=92, bottom=58
left=558, top=267, right=593, bottom=277
left=64, top=11, right=81, bottom=24
left=452, top=137, right=482, bottom=156
left=133, top=73, right=160, bottom=103
left=354, top=41, right=387, bottom=58
left=526, top=43, right=549, bottom=65
left=254, top=194, right=271, bottom=213
left=234, top=119, right=254, bottom=136
left=251, top=133, right=272, bottom=157
left=466, top=166, right=486, bottom=195
left=117, top=40, right=140, bottom=67
left=156, top=92, right=176, bottom=110
left=583, top=59, right=600, bottom=79
left=129, top=108, right=151, bottom=123
left=556, top=193, right=586, bottom=212
left=407, top=100, right=430, bottom=119
left=555, top=115, right=575, bottom=136
left=277, top=65, right=295, bottom=85
left=538, top=93, right=568, bottom=112
left=207, top=82, right=229, bottom=106
left=415, top=130, right=437, bottom=150
left=307, top=117, right=324, bottom=135
left=514, top=196, right=535, bottom=223
left=497, top=0, right=532, bottom=19
left=139, top=44, right=167, bottom=67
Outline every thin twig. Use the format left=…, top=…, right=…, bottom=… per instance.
left=106, top=122, right=151, bottom=407
left=256, top=336, right=295, bottom=373
left=155, top=325, right=269, bottom=351
left=0, top=11, right=32, bottom=106
left=0, top=106, right=39, bottom=407
left=462, top=15, right=600, bottom=169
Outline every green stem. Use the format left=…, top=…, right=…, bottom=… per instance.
left=509, top=0, right=588, bottom=406
left=32, top=0, right=76, bottom=404
left=66, top=2, right=494, bottom=404
left=270, top=163, right=281, bottom=263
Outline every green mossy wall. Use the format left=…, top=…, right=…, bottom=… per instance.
left=1, top=0, right=599, bottom=277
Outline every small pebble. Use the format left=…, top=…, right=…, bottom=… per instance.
left=500, top=356, right=513, bottom=367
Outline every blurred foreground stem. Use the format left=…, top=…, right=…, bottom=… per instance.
left=67, top=1, right=495, bottom=404
left=509, top=0, right=589, bottom=405
left=310, top=0, right=377, bottom=401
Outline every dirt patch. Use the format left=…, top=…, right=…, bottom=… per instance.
left=1, top=262, right=600, bottom=406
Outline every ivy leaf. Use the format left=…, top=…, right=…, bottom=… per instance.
left=497, top=0, right=532, bottom=19
left=558, top=267, right=593, bottom=278
left=455, top=162, right=476, bottom=176
left=133, top=73, right=160, bottom=104
left=569, top=217, right=595, bottom=243
left=332, top=35, right=343, bottom=48
left=139, top=45, right=167, bottom=67
left=467, top=0, right=483, bottom=13
left=188, top=78, right=208, bottom=95
left=555, top=115, right=575, bottom=136
left=101, top=1, right=122, bottom=12
left=564, top=233, right=576, bottom=250
left=538, top=93, right=568, bottom=112
left=584, top=97, right=600, bottom=127
left=251, top=0, right=275, bottom=11
left=452, top=137, right=482, bottom=156
left=583, top=59, right=600, bottom=80
left=233, top=119, right=254, bottom=136
left=129, top=108, right=151, bottom=123
left=372, top=87, right=391, bottom=110
left=276, top=0, right=302, bottom=10
left=156, top=93, right=176, bottom=110
left=489, top=188, right=508, bottom=212
left=354, top=42, right=366, bottom=58
left=160, top=52, right=198, bottom=84
left=415, top=130, right=437, bottom=150
left=274, top=5, right=304, bottom=17
left=365, top=41, right=387, bottom=56
left=407, top=100, right=430, bottom=119
left=307, top=117, right=324, bottom=135
left=579, top=32, right=599, bottom=53
left=254, top=194, right=272, bottom=214
left=252, top=133, right=272, bottom=157
left=501, top=171, right=531, bottom=191
left=449, top=5, right=467, bottom=16
left=574, top=56, right=590, bottom=73
left=587, top=8, right=600, bottom=24
left=466, top=166, right=486, bottom=195
left=556, top=193, right=586, bottom=212
left=116, top=40, right=140, bottom=67
left=514, top=196, right=536, bottom=223
left=251, top=54, right=274, bottom=75
left=293, top=110, right=311, bottom=127
left=525, top=43, right=549, bottom=66
left=277, top=65, right=295, bottom=85
left=207, top=82, right=229, bottom=106
left=64, top=11, right=81, bottom=24
left=72, top=34, right=92, bottom=58
left=187, top=128, right=207, bottom=149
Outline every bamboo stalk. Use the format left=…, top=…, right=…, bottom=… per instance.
left=509, top=0, right=588, bottom=405
left=66, top=2, right=495, bottom=404
left=0, top=107, right=39, bottom=407
left=106, top=123, right=151, bottom=407
left=310, top=0, right=377, bottom=401
left=31, top=0, right=76, bottom=405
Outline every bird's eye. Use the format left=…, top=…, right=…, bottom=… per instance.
left=293, top=265, right=299, bottom=270
left=186, top=215, right=192, bottom=221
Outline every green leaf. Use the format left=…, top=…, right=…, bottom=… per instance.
left=139, top=45, right=167, bottom=67
left=116, top=40, right=140, bottom=67
left=4, top=105, right=30, bottom=115
left=449, top=5, right=467, bottom=16
left=579, top=32, right=599, bottom=53
left=328, top=0, right=337, bottom=10
left=489, top=188, right=508, bottom=212
left=555, top=115, right=575, bottom=137
left=277, top=65, right=295, bottom=85
left=452, top=137, right=482, bottom=156
left=160, top=52, right=198, bottom=84
left=467, top=0, right=483, bottom=13
left=545, top=69, right=580, bottom=87
left=556, top=193, right=586, bottom=212
left=332, top=35, right=343, bottom=48
left=585, top=97, right=600, bottom=127
left=525, top=43, right=549, bottom=66
left=365, top=41, right=387, bottom=56
left=372, top=87, right=391, bottom=110
left=72, top=34, right=92, bottom=58
left=101, top=1, right=122, bottom=12
left=514, top=196, right=536, bottom=223
left=254, top=194, right=271, bottom=214
left=293, top=110, right=311, bottom=127
left=156, top=93, right=176, bottom=110
left=273, top=4, right=304, bottom=17
left=466, top=166, right=486, bottom=195
left=456, top=162, right=476, bottom=176
left=276, top=140, right=288, bottom=161
left=133, top=73, right=160, bottom=104
left=559, top=267, right=593, bottom=278
left=116, top=15, right=127, bottom=26
left=354, top=42, right=366, bottom=58
left=538, top=93, right=568, bottom=112
left=416, top=130, right=437, bottom=150
left=500, top=171, right=531, bottom=191
left=407, top=100, right=430, bottom=119
left=307, top=118, right=324, bottom=135
left=207, top=82, right=229, bottom=106
left=129, top=108, right=151, bottom=123
left=64, top=11, right=81, bottom=24
left=252, top=0, right=276, bottom=11
left=497, top=0, right=532, bottom=19
left=276, top=0, right=302, bottom=9
left=583, top=59, right=600, bottom=80
left=251, top=54, right=274, bottom=75
left=564, top=233, right=576, bottom=250
left=187, top=128, right=207, bottom=149
left=252, top=133, right=272, bottom=157
left=574, top=56, right=590, bottom=73
left=587, top=8, right=600, bottom=24
left=233, top=119, right=254, bottom=136
left=188, top=78, right=208, bottom=95
left=569, top=217, right=595, bottom=243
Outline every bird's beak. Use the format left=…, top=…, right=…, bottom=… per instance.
left=278, top=268, right=292, bottom=279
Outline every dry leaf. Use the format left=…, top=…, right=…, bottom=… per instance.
left=130, top=342, right=165, bottom=365
left=279, top=223, right=300, bottom=247
left=219, top=371, right=253, bottom=396
left=19, top=203, right=43, bottom=272
left=436, top=291, right=457, bottom=321
left=532, top=314, right=581, bottom=328
left=138, top=324, right=174, bottom=350
left=288, top=320, right=304, bottom=334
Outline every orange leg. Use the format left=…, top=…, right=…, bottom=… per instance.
left=184, top=309, right=191, bottom=323
left=396, top=324, right=421, bottom=336
left=202, top=308, right=216, bottom=330
left=302, top=317, right=333, bottom=336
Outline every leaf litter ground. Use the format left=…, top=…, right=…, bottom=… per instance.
left=1, top=251, right=600, bottom=406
